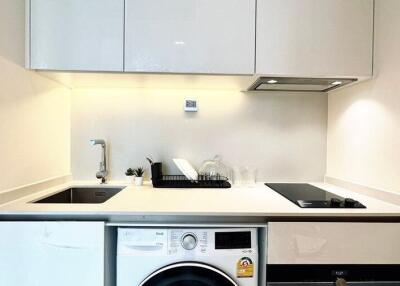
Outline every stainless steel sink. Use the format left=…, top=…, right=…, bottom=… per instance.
left=33, top=187, right=124, bottom=204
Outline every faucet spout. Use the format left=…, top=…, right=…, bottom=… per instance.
left=91, top=139, right=108, bottom=184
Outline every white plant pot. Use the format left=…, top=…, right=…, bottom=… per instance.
left=126, top=176, right=134, bottom=184
left=135, top=177, right=143, bottom=186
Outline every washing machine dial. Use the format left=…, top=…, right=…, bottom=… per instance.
left=181, top=233, right=197, bottom=250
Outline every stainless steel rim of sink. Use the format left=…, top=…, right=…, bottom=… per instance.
left=32, top=187, right=124, bottom=204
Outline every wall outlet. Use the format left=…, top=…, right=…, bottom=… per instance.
left=184, top=99, right=198, bottom=112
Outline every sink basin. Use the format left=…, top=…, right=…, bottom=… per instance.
left=33, top=187, right=123, bottom=204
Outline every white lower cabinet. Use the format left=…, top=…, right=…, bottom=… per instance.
left=268, top=222, right=400, bottom=264
left=0, top=221, right=105, bottom=286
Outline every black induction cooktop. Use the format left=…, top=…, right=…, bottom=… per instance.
left=265, top=183, right=366, bottom=209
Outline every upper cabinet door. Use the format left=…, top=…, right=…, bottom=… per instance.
left=30, top=0, right=124, bottom=71
left=124, top=0, right=256, bottom=74
left=256, top=0, right=373, bottom=77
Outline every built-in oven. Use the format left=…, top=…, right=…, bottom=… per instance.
left=267, top=264, right=400, bottom=285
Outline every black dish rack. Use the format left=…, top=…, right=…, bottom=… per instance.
left=151, top=162, right=231, bottom=188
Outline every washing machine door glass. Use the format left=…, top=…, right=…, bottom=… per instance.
left=139, top=262, right=238, bottom=286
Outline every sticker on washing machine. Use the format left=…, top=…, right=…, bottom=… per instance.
left=236, top=257, right=254, bottom=278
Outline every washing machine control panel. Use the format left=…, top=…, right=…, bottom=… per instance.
left=119, top=228, right=258, bottom=261
left=167, top=228, right=256, bottom=256
left=169, top=230, right=209, bottom=254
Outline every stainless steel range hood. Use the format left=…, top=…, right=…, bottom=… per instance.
left=247, top=77, right=357, bottom=92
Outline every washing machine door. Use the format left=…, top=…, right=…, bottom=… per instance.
left=139, top=262, right=238, bottom=286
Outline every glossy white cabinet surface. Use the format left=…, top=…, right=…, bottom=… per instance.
left=268, top=222, right=400, bottom=264
left=30, top=0, right=124, bottom=71
left=124, top=0, right=255, bottom=74
left=256, top=0, right=373, bottom=77
left=0, top=222, right=105, bottom=286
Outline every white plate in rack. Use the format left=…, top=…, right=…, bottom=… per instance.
left=173, top=159, right=198, bottom=181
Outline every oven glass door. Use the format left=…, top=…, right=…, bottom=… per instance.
left=139, top=262, right=238, bottom=286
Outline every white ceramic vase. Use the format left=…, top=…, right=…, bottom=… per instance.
left=135, top=176, right=143, bottom=186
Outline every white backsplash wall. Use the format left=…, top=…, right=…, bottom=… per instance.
left=327, top=0, right=400, bottom=194
left=0, top=0, right=71, bottom=192
left=72, top=88, right=327, bottom=182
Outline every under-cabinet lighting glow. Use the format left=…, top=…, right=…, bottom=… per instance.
left=267, top=79, right=278, bottom=84
left=331, top=81, right=342, bottom=85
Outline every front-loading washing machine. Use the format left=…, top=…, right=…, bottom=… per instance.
left=117, top=228, right=258, bottom=286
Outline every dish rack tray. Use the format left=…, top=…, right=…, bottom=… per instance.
left=150, top=162, right=231, bottom=188
left=152, top=175, right=231, bottom=188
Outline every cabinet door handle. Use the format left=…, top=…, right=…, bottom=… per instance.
left=40, top=241, right=88, bottom=250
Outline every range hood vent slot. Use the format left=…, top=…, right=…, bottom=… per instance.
left=247, top=77, right=357, bottom=92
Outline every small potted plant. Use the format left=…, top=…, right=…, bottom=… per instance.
left=133, top=167, right=145, bottom=186
left=125, top=168, right=134, bottom=184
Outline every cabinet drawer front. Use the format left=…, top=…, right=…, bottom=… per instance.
left=268, top=222, right=400, bottom=264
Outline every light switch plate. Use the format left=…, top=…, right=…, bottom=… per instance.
left=184, top=99, right=198, bottom=112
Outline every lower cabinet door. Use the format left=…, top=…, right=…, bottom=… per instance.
left=0, top=221, right=105, bottom=286
left=268, top=222, right=400, bottom=264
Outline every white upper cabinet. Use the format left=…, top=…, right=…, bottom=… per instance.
left=29, top=0, right=124, bottom=71
left=124, top=0, right=256, bottom=74
left=256, top=0, right=374, bottom=77
left=27, top=0, right=374, bottom=77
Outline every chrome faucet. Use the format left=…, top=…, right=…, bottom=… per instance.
left=90, top=139, right=108, bottom=184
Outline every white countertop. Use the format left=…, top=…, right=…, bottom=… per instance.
left=1, top=181, right=400, bottom=218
